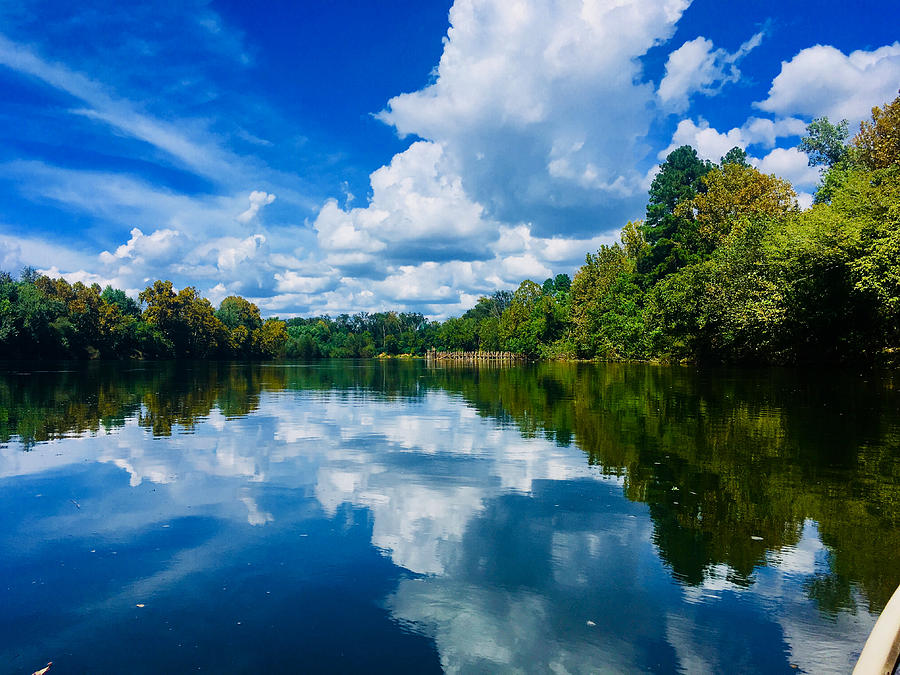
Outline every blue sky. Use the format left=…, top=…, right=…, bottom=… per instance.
left=0, top=0, right=898, bottom=317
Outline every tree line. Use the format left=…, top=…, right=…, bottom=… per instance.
left=0, top=275, right=287, bottom=359
left=2, top=92, right=898, bottom=363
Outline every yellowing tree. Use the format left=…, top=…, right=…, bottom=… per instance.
left=140, top=280, right=227, bottom=357
left=853, top=91, right=900, bottom=169
left=677, top=163, right=798, bottom=250
left=252, top=318, right=288, bottom=358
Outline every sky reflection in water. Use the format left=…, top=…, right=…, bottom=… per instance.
left=0, top=361, right=896, bottom=673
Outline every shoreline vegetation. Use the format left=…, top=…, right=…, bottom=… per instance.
left=3, top=94, right=899, bottom=366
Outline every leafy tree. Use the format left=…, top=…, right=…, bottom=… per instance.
left=640, top=145, right=714, bottom=281
left=19, top=266, right=39, bottom=283
left=569, top=245, right=628, bottom=357
left=216, top=295, right=263, bottom=356
left=252, top=318, right=288, bottom=358
left=439, top=316, right=478, bottom=351
left=216, top=296, right=262, bottom=331
left=647, top=218, right=787, bottom=362
left=499, top=280, right=543, bottom=356
left=720, top=146, right=750, bottom=167
left=676, top=163, right=797, bottom=251
left=541, top=274, right=571, bottom=297
left=569, top=222, right=649, bottom=359
left=490, top=290, right=513, bottom=317
left=477, top=317, right=501, bottom=351
left=15, top=282, right=66, bottom=355
left=853, top=91, right=900, bottom=170
left=101, top=286, right=140, bottom=316
left=798, top=117, right=849, bottom=167
left=140, top=281, right=227, bottom=357
left=0, top=273, right=18, bottom=347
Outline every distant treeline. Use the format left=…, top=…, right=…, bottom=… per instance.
left=2, top=93, right=898, bottom=364
left=0, top=277, right=287, bottom=359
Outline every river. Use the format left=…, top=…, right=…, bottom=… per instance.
left=1, top=360, right=898, bottom=673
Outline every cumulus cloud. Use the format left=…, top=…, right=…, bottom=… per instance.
left=308, top=137, right=620, bottom=316
left=313, top=141, right=501, bottom=271
left=660, top=118, right=748, bottom=162
left=99, top=227, right=185, bottom=265
left=756, top=42, right=900, bottom=124
left=754, top=147, right=820, bottom=190
left=304, top=0, right=701, bottom=314
left=237, top=190, right=276, bottom=223
left=658, top=31, right=764, bottom=112
left=377, top=0, right=691, bottom=236
left=741, top=116, right=808, bottom=149
left=274, top=270, right=338, bottom=295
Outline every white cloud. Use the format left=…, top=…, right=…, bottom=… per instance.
left=210, top=234, right=267, bottom=271
left=660, top=118, right=747, bottom=162
left=304, top=0, right=702, bottom=315
left=658, top=31, right=764, bottom=113
left=0, top=231, right=99, bottom=276
left=308, top=136, right=620, bottom=317
left=753, top=147, right=820, bottom=190
left=756, top=42, right=900, bottom=124
left=313, top=141, right=500, bottom=268
left=237, top=190, right=276, bottom=223
left=741, top=117, right=808, bottom=149
left=377, top=0, right=691, bottom=236
left=274, top=270, right=337, bottom=295
left=99, top=227, right=185, bottom=265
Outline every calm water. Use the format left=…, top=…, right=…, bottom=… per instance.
left=1, top=360, right=898, bottom=674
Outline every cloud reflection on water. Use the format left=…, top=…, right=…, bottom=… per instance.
left=0, top=385, right=878, bottom=673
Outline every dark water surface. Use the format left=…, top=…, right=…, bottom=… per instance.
left=1, top=360, right=898, bottom=673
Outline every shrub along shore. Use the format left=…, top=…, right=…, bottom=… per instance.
left=2, top=94, right=898, bottom=365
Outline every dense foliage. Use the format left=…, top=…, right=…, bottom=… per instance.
left=0, top=274, right=286, bottom=359
left=2, top=94, right=898, bottom=364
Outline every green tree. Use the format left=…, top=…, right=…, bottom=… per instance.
left=216, top=296, right=262, bottom=356
left=216, top=296, right=262, bottom=332
left=720, top=146, right=750, bottom=167
left=569, top=222, right=649, bottom=359
left=100, top=286, right=140, bottom=316
left=640, top=145, right=714, bottom=281
left=798, top=117, right=849, bottom=168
